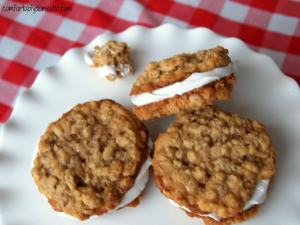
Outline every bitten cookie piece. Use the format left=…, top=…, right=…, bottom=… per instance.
left=152, top=106, right=276, bottom=225
left=31, top=99, right=151, bottom=220
left=85, top=40, right=133, bottom=81
left=130, top=46, right=236, bottom=120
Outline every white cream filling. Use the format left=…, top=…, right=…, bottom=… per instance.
left=32, top=138, right=153, bottom=219
left=84, top=50, right=131, bottom=79
left=168, top=179, right=270, bottom=221
left=95, top=65, right=118, bottom=77
left=94, top=137, right=152, bottom=215
left=131, top=63, right=238, bottom=106
left=112, top=153, right=151, bottom=212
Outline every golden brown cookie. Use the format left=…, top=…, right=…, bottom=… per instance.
left=152, top=106, right=276, bottom=225
left=31, top=99, right=150, bottom=220
left=130, top=46, right=236, bottom=120
left=86, top=40, right=133, bottom=81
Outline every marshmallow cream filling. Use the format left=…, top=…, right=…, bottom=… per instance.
left=113, top=153, right=151, bottom=211
left=84, top=50, right=131, bottom=78
left=104, top=138, right=152, bottom=214
left=168, top=179, right=270, bottom=221
left=131, top=63, right=237, bottom=106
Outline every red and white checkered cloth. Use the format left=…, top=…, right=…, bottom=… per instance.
left=0, top=0, right=299, bottom=123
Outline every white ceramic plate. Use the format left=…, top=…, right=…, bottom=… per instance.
left=0, top=24, right=300, bottom=225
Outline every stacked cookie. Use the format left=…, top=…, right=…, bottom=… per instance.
left=152, top=108, right=275, bottom=225
left=31, top=42, right=276, bottom=225
left=32, top=100, right=151, bottom=220
left=130, top=46, right=236, bottom=120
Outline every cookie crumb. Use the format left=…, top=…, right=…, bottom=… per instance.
left=86, top=40, right=133, bottom=81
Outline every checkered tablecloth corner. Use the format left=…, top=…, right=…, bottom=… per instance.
left=0, top=0, right=299, bottom=123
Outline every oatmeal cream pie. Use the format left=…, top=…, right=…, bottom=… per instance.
left=152, top=106, right=276, bottom=225
left=85, top=40, right=133, bottom=81
left=31, top=99, right=151, bottom=220
left=130, top=46, right=237, bottom=120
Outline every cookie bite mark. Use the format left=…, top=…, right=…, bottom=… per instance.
left=31, top=99, right=151, bottom=220
left=152, top=106, right=276, bottom=224
left=85, top=40, right=133, bottom=81
left=130, top=46, right=236, bottom=120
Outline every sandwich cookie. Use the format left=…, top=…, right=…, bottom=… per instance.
left=130, top=46, right=236, bottom=120
left=152, top=106, right=276, bottom=225
left=31, top=99, right=151, bottom=220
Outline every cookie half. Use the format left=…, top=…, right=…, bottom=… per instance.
left=85, top=40, right=133, bottom=81
left=152, top=106, right=276, bottom=225
left=31, top=99, right=151, bottom=220
left=130, top=46, right=236, bottom=120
